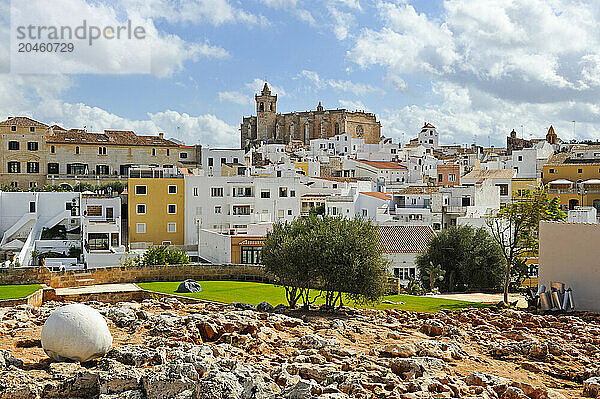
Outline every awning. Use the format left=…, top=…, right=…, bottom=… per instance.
left=582, top=179, right=600, bottom=185
left=548, top=179, right=573, bottom=185
left=237, top=239, right=264, bottom=246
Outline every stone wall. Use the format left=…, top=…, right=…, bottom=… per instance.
left=0, top=263, right=400, bottom=294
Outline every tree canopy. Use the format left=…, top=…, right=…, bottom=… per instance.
left=416, top=225, right=505, bottom=292
left=262, top=215, right=389, bottom=309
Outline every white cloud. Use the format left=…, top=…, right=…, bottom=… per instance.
left=347, top=0, right=600, bottom=144
left=299, top=70, right=383, bottom=95
left=328, top=6, right=355, bottom=40
left=335, top=0, right=362, bottom=10
left=218, top=91, right=253, bottom=105
left=338, top=99, right=370, bottom=112
left=384, top=74, right=408, bottom=92
left=10, top=0, right=228, bottom=77
left=124, top=0, right=268, bottom=26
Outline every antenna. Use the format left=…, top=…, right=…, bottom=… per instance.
left=572, top=120, right=576, bottom=137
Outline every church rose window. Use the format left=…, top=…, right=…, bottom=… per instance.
left=356, top=125, right=364, bottom=137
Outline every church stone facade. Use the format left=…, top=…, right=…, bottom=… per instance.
left=241, top=83, right=381, bottom=149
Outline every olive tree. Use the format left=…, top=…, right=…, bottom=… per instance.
left=262, top=215, right=389, bottom=309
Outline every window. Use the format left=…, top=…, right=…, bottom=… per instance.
left=88, top=233, right=109, bottom=250
left=233, top=205, right=251, bottom=215
left=50, top=145, right=55, bottom=153
left=221, top=157, right=226, bottom=164
left=167, top=204, right=177, bottom=214
left=135, top=185, right=147, bottom=195
left=578, top=168, right=583, bottom=173
left=151, top=148, right=156, bottom=156
left=193, top=187, right=198, bottom=196
left=393, top=267, right=416, bottom=280
left=211, top=187, right=223, bottom=197
left=166, top=149, right=170, bottom=156
left=438, top=174, right=443, bottom=182
left=8, top=141, right=19, bottom=150
left=86, top=205, right=102, bottom=217
left=27, top=162, right=39, bottom=173
left=167, top=222, right=177, bottom=233
left=287, top=209, right=292, bottom=216
left=261, top=190, right=270, bottom=199
left=497, top=184, right=509, bottom=196
left=448, top=174, right=456, bottom=182
left=518, top=156, right=523, bottom=161
left=67, top=163, right=87, bottom=174
left=279, top=187, right=288, bottom=197
left=96, top=165, right=109, bottom=175
left=208, top=157, right=214, bottom=167
left=29, top=127, right=35, bottom=132
left=29, top=181, right=37, bottom=188
left=136, top=223, right=146, bottom=233
left=214, top=206, right=221, bottom=214
left=136, top=204, right=146, bottom=214
left=276, top=170, right=282, bottom=177
left=290, top=190, right=296, bottom=197
left=29, top=202, right=36, bottom=213
left=180, top=152, right=188, bottom=159
left=10, top=126, right=16, bottom=131
left=241, top=246, right=262, bottom=264
left=233, top=157, right=239, bottom=164
left=334, top=122, right=340, bottom=135
left=27, top=142, right=38, bottom=151
left=75, top=146, right=79, bottom=154
left=8, top=161, right=20, bottom=173
left=549, top=168, right=557, bottom=174
left=362, top=209, right=368, bottom=217
left=234, top=187, right=252, bottom=197
left=98, top=147, right=106, bottom=155
left=168, top=185, right=177, bottom=194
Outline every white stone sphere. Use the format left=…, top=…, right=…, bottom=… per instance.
left=41, top=304, right=113, bottom=362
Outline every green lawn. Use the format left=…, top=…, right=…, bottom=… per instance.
left=0, top=284, right=42, bottom=300
left=138, top=281, right=487, bottom=313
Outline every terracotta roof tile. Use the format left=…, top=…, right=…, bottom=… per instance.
left=0, top=116, right=48, bottom=127
left=355, top=160, right=407, bottom=170
left=360, top=191, right=392, bottom=200
left=462, top=169, right=516, bottom=180
left=46, top=129, right=179, bottom=147
left=377, top=225, right=435, bottom=253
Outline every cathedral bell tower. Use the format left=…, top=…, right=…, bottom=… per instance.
left=255, top=82, right=277, bottom=142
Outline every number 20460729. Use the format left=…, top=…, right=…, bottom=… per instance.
left=18, top=42, right=74, bottom=52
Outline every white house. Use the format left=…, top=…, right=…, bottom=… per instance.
left=345, top=159, right=408, bottom=186
left=377, top=225, right=435, bottom=285
left=184, top=175, right=301, bottom=246
left=201, top=147, right=246, bottom=177
left=508, top=142, right=554, bottom=178
left=417, top=123, right=439, bottom=150
left=461, top=169, right=516, bottom=205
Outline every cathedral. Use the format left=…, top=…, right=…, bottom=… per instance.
left=240, top=83, right=381, bottom=149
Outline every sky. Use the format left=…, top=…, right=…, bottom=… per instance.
left=1, top=0, right=599, bottom=148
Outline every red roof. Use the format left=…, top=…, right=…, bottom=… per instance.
left=377, top=225, right=435, bottom=253
left=360, top=192, right=392, bottom=200
left=355, top=160, right=407, bottom=170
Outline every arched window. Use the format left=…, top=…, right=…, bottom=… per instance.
left=356, top=125, right=364, bottom=137
left=269, top=102, right=273, bottom=111
left=259, top=102, right=264, bottom=112
left=334, top=122, right=340, bottom=135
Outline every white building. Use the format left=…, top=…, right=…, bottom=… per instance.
left=377, top=225, right=435, bottom=285
left=201, top=147, right=246, bottom=177
left=567, top=206, right=597, bottom=223
left=508, top=142, right=554, bottom=178
left=184, top=175, right=301, bottom=246
left=417, top=123, right=439, bottom=150
left=345, top=159, right=408, bottom=187
left=461, top=169, right=516, bottom=205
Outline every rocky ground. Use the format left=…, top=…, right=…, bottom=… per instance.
left=1, top=298, right=600, bottom=398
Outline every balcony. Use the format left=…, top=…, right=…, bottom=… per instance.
left=443, top=206, right=467, bottom=214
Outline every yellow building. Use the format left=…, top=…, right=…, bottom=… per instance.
left=128, top=167, right=185, bottom=246
left=511, top=178, right=542, bottom=201
left=543, top=149, right=600, bottom=210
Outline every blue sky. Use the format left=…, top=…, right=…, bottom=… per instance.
left=1, top=0, right=600, bottom=147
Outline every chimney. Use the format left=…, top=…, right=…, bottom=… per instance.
left=158, top=132, right=164, bottom=139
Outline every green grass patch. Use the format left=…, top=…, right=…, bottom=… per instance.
left=138, top=281, right=488, bottom=313
left=0, top=284, right=42, bottom=300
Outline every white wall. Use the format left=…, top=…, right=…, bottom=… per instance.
left=198, top=229, right=231, bottom=263
left=539, top=221, right=600, bottom=312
